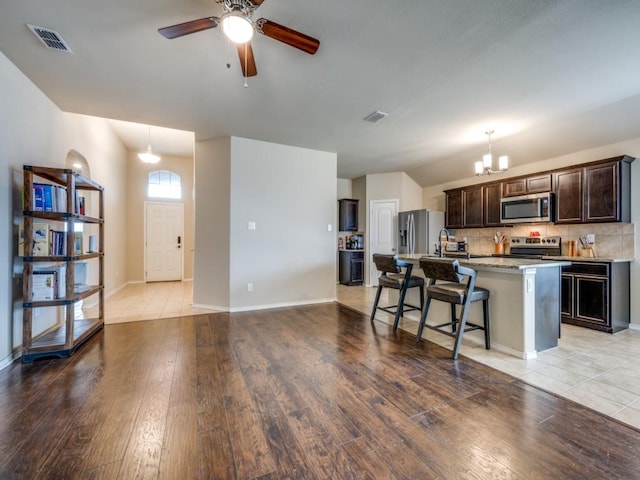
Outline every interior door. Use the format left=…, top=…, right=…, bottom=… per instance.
left=145, top=202, right=183, bottom=282
left=369, top=199, right=399, bottom=286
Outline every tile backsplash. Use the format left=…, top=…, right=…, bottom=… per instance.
left=452, top=223, right=635, bottom=259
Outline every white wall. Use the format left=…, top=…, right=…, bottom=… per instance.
left=193, top=137, right=337, bottom=311
left=422, top=138, right=640, bottom=327
left=0, top=52, right=128, bottom=366
left=337, top=178, right=352, bottom=199
left=229, top=137, right=337, bottom=310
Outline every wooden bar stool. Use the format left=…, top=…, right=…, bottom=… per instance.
left=370, top=254, right=424, bottom=331
left=417, top=257, right=490, bottom=359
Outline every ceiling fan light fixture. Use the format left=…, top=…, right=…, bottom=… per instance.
left=221, top=12, right=254, bottom=44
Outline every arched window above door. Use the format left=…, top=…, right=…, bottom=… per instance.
left=148, top=170, right=182, bottom=199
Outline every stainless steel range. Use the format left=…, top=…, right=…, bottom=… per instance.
left=496, top=236, right=561, bottom=259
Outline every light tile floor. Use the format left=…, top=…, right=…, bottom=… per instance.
left=97, top=281, right=640, bottom=430
left=337, top=284, right=640, bottom=431
left=96, top=280, right=215, bottom=324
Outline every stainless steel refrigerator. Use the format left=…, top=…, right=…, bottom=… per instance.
left=398, top=209, right=445, bottom=255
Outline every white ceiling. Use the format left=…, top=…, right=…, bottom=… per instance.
left=2, top=0, right=640, bottom=186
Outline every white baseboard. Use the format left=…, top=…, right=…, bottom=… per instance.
left=194, top=298, right=337, bottom=313
left=192, top=303, right=229, bottom=312
left=229, top=298, right=336, bottom=313
left=0, top=350, right=21, bottom=371
left=629, top=323, right=640, bottom=332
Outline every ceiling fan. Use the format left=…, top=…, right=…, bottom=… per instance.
left=158, top=0, right=320, bottom=78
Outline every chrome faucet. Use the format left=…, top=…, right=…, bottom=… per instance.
left=438, top=228, right=450, bottom=257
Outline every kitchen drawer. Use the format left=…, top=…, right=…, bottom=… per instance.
left=562, top=262, right=608, bottom=277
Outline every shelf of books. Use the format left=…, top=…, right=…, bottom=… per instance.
left=21, top=165, right=104, bottom=363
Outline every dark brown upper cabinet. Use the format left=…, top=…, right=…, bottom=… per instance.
left=483, top=182, right=503, bottom=227
left=338, top=198, right=358, bottom=231
left=445, top=189, right=464, bottom=229
left=445, top=186, right=484, bottom=228
left=555, top=156, right=633, bottom=224
left=463, top=185, right=484, bottom=228
left=584, top=161, right=619, bottom=222
left=554, top=168, right=583, bottom=223
left=503, top=174, right=552, bottom=197
left=443, top=155, right=633, bottom=228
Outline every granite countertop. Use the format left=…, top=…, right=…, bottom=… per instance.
left=400, top=253, right=570, bottom=270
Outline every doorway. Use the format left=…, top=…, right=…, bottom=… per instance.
left=369, top=199, right=399, bottom=286
left=145, top=202, right=184, bottom=282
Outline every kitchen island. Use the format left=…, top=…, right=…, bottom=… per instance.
left=395, top=254, right=570, bottom=359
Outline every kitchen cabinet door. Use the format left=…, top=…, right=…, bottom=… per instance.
left=574, top=275, right=608, bottom=326
left=502, top=178, right=527, bottom=197
left=526, top=174, right=552, bottom=194
left=463, top=186, right=483, bottom=227
left=339, top=199, right=358, bottom=232
left=584, top=161, right=618, bottom=222
left=445, top=190, right=463, bottom=229
left=339, top=251, right=363, bottom=285
left=502, top=174, right=551, bottom=197
left=554, top=169, right=583, bottom=223
left=483, top=182, right=502, bottom=227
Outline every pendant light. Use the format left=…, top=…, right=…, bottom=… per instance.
left=475, top=130, right=508, bottom=175
left=138, top=126, right=161, bottom=164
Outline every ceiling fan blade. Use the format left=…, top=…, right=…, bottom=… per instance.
left=237, top=42, right=258, bottom=77
left=158, top=17, right=219, bottom=39
left=257, top=19, right=319, bottom=55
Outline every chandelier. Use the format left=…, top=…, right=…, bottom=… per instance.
left=475, top=130, right=508, bottom=175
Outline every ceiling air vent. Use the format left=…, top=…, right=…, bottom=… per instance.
left=27, top=25, right=72, bottom=53
left=363, top=110, right=389, bottom=123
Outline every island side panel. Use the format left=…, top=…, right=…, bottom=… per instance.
left=534, top=266, right=562, bottom=351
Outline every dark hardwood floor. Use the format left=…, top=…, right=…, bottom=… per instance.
left=2, top=303, right=640, bottom=479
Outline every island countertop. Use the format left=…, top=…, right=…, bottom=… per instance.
left=399, top=254, right=571, bottom=270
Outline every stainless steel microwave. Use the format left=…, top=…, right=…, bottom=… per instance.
left=500, top=192, right=554, bottom=224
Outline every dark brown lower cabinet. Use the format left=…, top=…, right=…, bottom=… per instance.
left=339, top=251, right=364, bottom=286
left=561, top=261, right=629, bottom=333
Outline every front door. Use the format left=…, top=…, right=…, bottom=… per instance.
left=369, top=199, right=399, bottom=286
left=145, top=202, right=183, bottom=282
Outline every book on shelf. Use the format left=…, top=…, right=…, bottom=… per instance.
left=31, top=183, right=67, bottom=212
left=74, top=192, right=85, bottom=215
left=49, top=230, right=68, bottom=256
left=31, top=270, right=56, bottom=301
left=19, top=222, right=51, bottom=256
left=33, top=265, right=66, bottom=299
left=74, top=232, right=83, bottom=255
left=32, top=185, right=44, bottom=211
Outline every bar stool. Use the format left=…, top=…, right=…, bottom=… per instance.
left=370, top=254, right=424, bottom=331
left=417, top=257, right=490, bottom=360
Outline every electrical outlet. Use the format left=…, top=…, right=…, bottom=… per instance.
left=248, top=222, right=256, bottom=231
left=327, top=224, right=332, bottom=232
left=586, top=233, right=595, bottom=244
left=247, top=283, right=253, bottom=292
